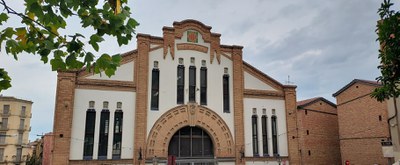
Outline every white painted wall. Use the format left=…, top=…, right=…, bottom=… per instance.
left=244, top=71, right=277, bottom=91
left=86, top=61, right=134, bottom=81
left=243, top=98, right=288, bottom=157
left=70, top=89, right=135, bottom=160
left=146, top=30, right=235, bottom=141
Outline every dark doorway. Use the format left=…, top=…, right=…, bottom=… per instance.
left=168, top=126, right=215, bottom=165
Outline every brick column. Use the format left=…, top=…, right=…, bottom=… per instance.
left=232, top=45, right=245, bottom=165
left=284, top=86, right=301, bottom=164
left=133, top=34, right=151, bottom=165
left=52, top=71, right=76, bottom=165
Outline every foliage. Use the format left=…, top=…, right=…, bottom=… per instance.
left=26, top=153, right=41, bottom=165
left=372, top=0, right=400, bottom=101
left=0, top=0, right=138, bottom=92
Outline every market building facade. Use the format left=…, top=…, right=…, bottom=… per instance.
left=51, top=20, right=300, bottom=165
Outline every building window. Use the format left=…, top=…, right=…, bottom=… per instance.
left=83, top=102, right=96, bottom=160
left=151, top=61, right=160, bottom=110
left=252, top=114, right=259, bottom=156
left=18, top=133, right=23, bottom=145
left=223, top=68, right=230, bottom=113
left=0, top=132, right=5, bottom=144
left=3, top=105, right=9, bottom=115
left=189, top=62, right=196, bottom=102
left=379, top=115, right=382, bottom=121
left=262, top=115, right=268, bottom=156
left=308, top=150, right=311, bottom=156
left=168, top=126, right=213, bottom=158
left=1, top=118, right=8, bottom=129
left=271, top=115, right=278, bottom=156
left=200, top=60, right=207, bottom=105
left=98, top=103, right=110, bottom=159
left=306, top=130, right=309, bottom=135
left=21, top=106, right=26, bottom=117
left=0, top=148, right=3, bottom=161
left=16, top=147, right=22, bottom=162
left=113, top=103, right=123, bottom=159
left=19, top=119, right=25, bottom=130
left=177, top=59, right=185, bottom=104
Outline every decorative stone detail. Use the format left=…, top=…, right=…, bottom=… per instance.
left=163, top=19, right=221, bottom=64
left=146, top=104, right=235, bottom=159
left=176, top=43, right=208, bottom=53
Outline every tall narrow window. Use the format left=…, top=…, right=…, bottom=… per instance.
left=16, top=148, right=22, bottom=162
left=21, top=106, right=26, bottom=117
left=189, top=58, right=196, bottom=102
left=19, top=119, right=25, bottom=130
left=272, top=115, right=278, bottom=156
left=0, top=133, right=6, bottom=144
left=262, top=115, right=269, bottom=156
left=0, top=148, right=4, bottom=161
left=177, top=58, right=185, bottom=104
left=223, top=68, right=230, bottom=113
left=98, top=101, right=110, bottom=159
left=200, top=60, right=207, bottom=105
left=18, top=133, right=23, bottom=144
left=151, top=61, right=160, bottom=110
left=83, top=101, right=96, bottom=160
left=3, top=105, right=9, bottom=115
left=1, top=118, right=8, bottom=129
left=252, top=114, right=259, bottom=156
left=113, top=102, right=123, bottom=159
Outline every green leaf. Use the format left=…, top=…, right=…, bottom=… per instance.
left=0, top=13, right=9, bottom=25
left=0, top=68, right=11, bottom=91
left=89, top=34, right=104, bottom=51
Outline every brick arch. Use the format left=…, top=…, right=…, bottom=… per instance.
left=146, top=103, right=235, bottom=158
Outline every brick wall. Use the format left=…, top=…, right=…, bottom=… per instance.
left=335, top=81, right=390, bottom=164
left=297, top=99, right=341, bottom=164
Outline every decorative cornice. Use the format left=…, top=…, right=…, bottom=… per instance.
left=244, top=89, right=285, bottom=99
left=176, top=43, right=208, bottom=53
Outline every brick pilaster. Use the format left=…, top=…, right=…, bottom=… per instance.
left=284, top=86, right=301, bottom=164
left=232, top=45, right=245, bottom=165
left=133, top=34, right=151, bottom=165
left=52, top=71, right=77, bottom=165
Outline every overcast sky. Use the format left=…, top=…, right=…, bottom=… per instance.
left=0, top=0, right=387, bottom=140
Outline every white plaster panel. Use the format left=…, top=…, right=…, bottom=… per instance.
left=70, top=89, right=135, bottom=160
left=86, top=61, right=134, bottom=81
left=243, top=98, right=288, bottom=157
left=244, top=71, right=277, bottom=91
left=146, top=37, right=235, bottom=141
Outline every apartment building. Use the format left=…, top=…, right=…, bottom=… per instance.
left=0, top=96, right=33, bottom=165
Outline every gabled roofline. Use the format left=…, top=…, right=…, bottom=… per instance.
left=0, top=96, right=33, bottom=104
left=297, top=97, right=336, bottom=109
left=332, top=79, right=381, bottom=97
left=242, top=61, right=289, bottom=89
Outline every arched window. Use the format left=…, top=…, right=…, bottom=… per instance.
left=168, top=126, right=213, bottom=158
left=151, top=61, right=160, bottom=110
left=83, top=101, right=96, bottom=160
left=177, top=58, right=185, bottom=104
left=189, top=57, right=196, bottom=102
left=252, top=114, right=259, bottom=156
left=223, top=68, right=230, bottom=113
left=271, top=115, right=278, bottom=156
left=113, top=102, right=123, bottom=159
left=98, top=101, right=110, bottom=159
left=200, top=60, right=207, bottom=105
left=261, top=115, right=268, bottom=156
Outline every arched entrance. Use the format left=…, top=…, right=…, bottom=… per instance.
left=168, top=126, right=215, bottom=164
left=146, top=103, right=235, bottom=162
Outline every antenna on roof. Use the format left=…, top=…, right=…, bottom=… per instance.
left=285, top=75, right=294, bottom=85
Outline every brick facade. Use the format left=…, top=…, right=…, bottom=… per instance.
left=333, top=79, right=390, bottom=164
left=297, top=97, right=341, bottom=164
left=51, top=20, right=299, bottom=165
